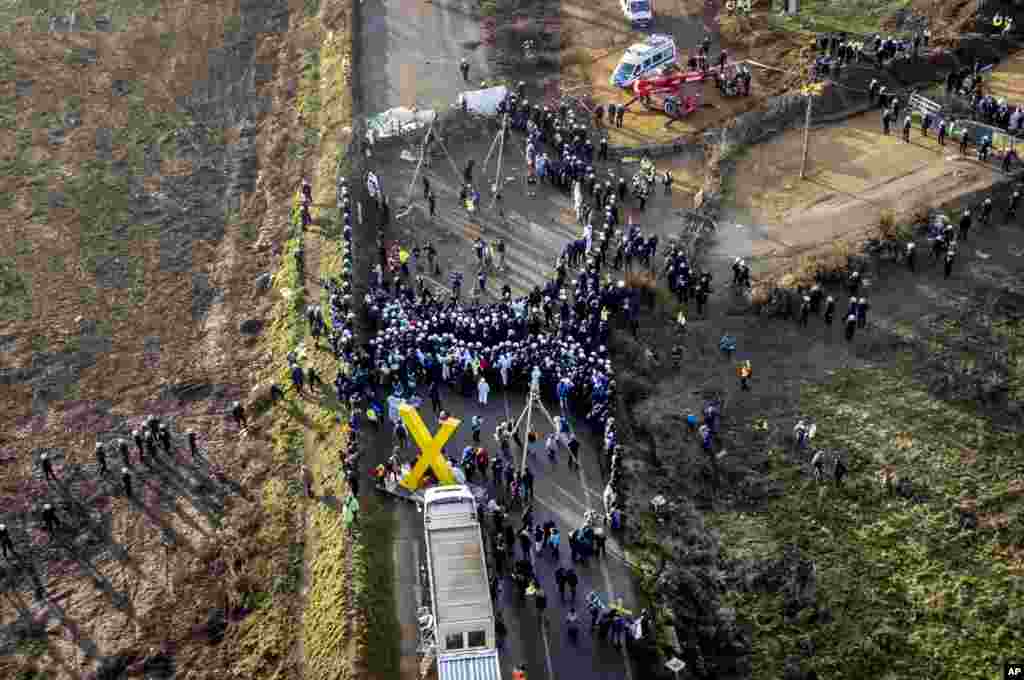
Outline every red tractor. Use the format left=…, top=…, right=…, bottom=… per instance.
left=623, top=69, right=705, bottom=119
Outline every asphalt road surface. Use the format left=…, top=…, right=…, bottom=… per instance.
left=359, top=0, right=491, bottom=114
left=356, top=1, right=659, bottom=676
left=367, top=380, right=640, bottom=680
left=368, top=121, right=701, bottom=300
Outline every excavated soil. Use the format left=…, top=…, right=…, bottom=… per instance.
left=0, top=0, right=351, bottom=677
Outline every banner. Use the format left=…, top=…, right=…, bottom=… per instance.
left=366, top=107, right=436, bottom=140
left=457, top=85, right=509, bottom=116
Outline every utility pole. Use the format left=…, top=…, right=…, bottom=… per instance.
left=800, top=94, right=813, bottom=179
left=799, top=82, right=825, bottom=180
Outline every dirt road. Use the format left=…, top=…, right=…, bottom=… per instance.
left=724, top=107, right=1003, bottom=273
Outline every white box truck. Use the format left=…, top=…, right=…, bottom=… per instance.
left=423, top=485, right=501, bottom=680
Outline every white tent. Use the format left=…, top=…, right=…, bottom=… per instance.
left=457, top=85, right=509, bottom=116
left=366, top=107, right=436, bottom=140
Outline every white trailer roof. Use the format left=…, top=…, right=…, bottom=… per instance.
left=438, top=650, right=501, bottom=680
left=430, top=526, right=491, bottom=625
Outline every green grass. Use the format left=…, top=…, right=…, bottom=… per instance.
left=0, top=96, right=15, bottom=129
left=304, top=0, right=320, bottom=17
left=159, top=32, right=176, bottom=50
left=233, top=430, right=305, bottom=680
left=239, top=221, right=258, bottom=241
left=0, top=256, right=31, bottom=322
left=768, top=0, right=914, bottom=37
left=235, top=200, right=309, bottom=679
left=65, top=160, right=131, bottom=275
left=0, top=129, right=36, bottom=177
left=114, top=87, right=190, bottom=172
left=31, top=110, right=59, bottom=129
left=93, top=0, right=163, bottom=32
left=354, top=494, right=400, bottom=678
left=712, top=359, right=1024, bottom=679
left=992, top=320, right=1024, bottom=402
left=0, top=46, right=14, bottom=78
left=29, top=180, right=48, bottom=223
left=224, top=15, right=241, bottom=36
left=127, top=258, right=146, bottom=305
left=14, top=637, right=47, bottom=658
left=208, top=126, right=227, bottom=147
left=298, top=49, right=322, bottom=121
left=478, top=0, right=497, bottom=17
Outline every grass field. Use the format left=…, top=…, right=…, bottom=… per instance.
left=768, top=0, right=915, bottom=37
left=711, top=359, right=1024, bottom=678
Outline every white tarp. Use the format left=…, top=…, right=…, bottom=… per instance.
left=367, top=107, right=436, bottom=140
left=457, top=85, right=509, bottom=116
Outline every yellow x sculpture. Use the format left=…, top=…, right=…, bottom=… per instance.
left=398, top=404, right=461, bottom=490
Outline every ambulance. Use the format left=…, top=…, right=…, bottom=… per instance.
left=610, top=34, right=677, bottom=88
left=621, top=0, right=654, bottom=28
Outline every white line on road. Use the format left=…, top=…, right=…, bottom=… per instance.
left=539, top=618, right=556, bottom=680
left=412, top=536, right=423, bottom=606
left=568, top=411, right=635, bottom=680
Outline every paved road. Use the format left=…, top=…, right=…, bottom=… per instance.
left=369, top=126, right=700, bottom=299
left=356, top=1, right=669, bottom=677
left=359, top=0, right=491, bottom=114
left=366, top=379, right=640, bottom=680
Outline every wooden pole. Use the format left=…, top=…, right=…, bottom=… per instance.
left=800, top=94, right=813, bottom=179
left=519, top=390, right=534, bottom=478
left=403, top=119, right=436, bottom=207
left=489, top=114, right=508, bottom=210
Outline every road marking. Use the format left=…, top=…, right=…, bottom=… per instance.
left=539, top=617, right=556, bottom=680
left=568, top=410, right=635, bottom=680
left=412, top=536, right=423, bottom=606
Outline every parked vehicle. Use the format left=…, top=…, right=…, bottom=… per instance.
left=610, top=34, right=677, bottom=88
left=423, top=486, right=501, bottom=680
left=620, top=0, right=654, bottom=28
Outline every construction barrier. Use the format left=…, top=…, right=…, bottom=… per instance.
left=909, top=93, right=941, bottom=117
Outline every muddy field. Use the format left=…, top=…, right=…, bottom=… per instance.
left=614, top=174, right=1024, bottom=676
left=0, top=0, right=357, bottom=677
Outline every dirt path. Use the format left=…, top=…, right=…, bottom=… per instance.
left=724, top=107, right=1004, bottom=279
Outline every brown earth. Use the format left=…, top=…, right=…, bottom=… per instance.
left=986, top=48, right=1024, bottom=101
left=0, top=0, right=355, bottom=677
left=558, top=0, right=820, bottom=147
left=725, top=106, right=1003, bottom=282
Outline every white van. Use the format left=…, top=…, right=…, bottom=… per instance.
left=621, top=0, right=654, bottom=27
left=611, top=34, right=677, bottom=88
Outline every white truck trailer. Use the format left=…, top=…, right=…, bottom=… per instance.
left=423, top=485, right=501, bottom=680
